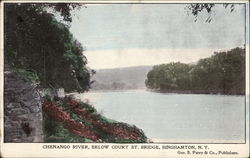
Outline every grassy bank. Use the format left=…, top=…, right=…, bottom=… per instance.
left=148, top=89, right=245, bottom=95
left=42, top=96, right=148, bottom=143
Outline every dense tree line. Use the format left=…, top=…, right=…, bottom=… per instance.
left=145, top=47, right=245, bottom=95
left=4, top=3, right=94, bottom=92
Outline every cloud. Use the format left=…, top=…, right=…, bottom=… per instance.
left=71, top=4, right=245, bottom=52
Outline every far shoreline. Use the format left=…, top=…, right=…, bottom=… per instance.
left=83, top=88, right=245, bottom=96
left=86, top=88, right=147, bottom=93
left=147, top=89, right=245, bottom=96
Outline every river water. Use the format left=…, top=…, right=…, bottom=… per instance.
left=78, top=90, right=245, bottom=143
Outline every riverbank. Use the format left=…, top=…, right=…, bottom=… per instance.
left=72, top=88, right=245, bottom=96
left=42, top=96, right=148, bottom=143
left=87, top=88, right=147, bottom=93
left=147, top=89, right=245, bottom=96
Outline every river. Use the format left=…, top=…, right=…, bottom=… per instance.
left=77, top=90, right=245, bottom=143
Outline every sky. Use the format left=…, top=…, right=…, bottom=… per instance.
left=69, top=4, right=246, bottom=69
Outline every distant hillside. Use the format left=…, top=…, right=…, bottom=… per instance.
left=90, top=66, right=153, bottom=90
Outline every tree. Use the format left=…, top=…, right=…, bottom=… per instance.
left=145, top=47, right=245, bottom=95
left=186, top=3, right=236, bottom=22
left=145, top=62, right=192, bottom=91
left=4, top=3, right=93, bottom=92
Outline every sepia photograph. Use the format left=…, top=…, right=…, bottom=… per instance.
left=1, top=1, right=249, bottom=157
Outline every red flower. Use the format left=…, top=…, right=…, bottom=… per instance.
left=43, top=101, right=100, bottom=141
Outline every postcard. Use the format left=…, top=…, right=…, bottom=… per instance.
left=0, top=0, right=249, bottom=157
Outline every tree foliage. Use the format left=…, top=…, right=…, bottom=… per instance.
left=186, top=3, right=235, bottom=22
left=145, top=47, right=245, bottom=95
left=4, top=3, right=93, bottom=92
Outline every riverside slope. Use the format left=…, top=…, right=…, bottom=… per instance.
left=43, top=96, right=148, bottom=143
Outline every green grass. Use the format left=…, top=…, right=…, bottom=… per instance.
left=12, top=68, right=40, bottom=84
left=43, top=97, right=148, bottom=143
left=43, top=112, right=93, bottom=143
